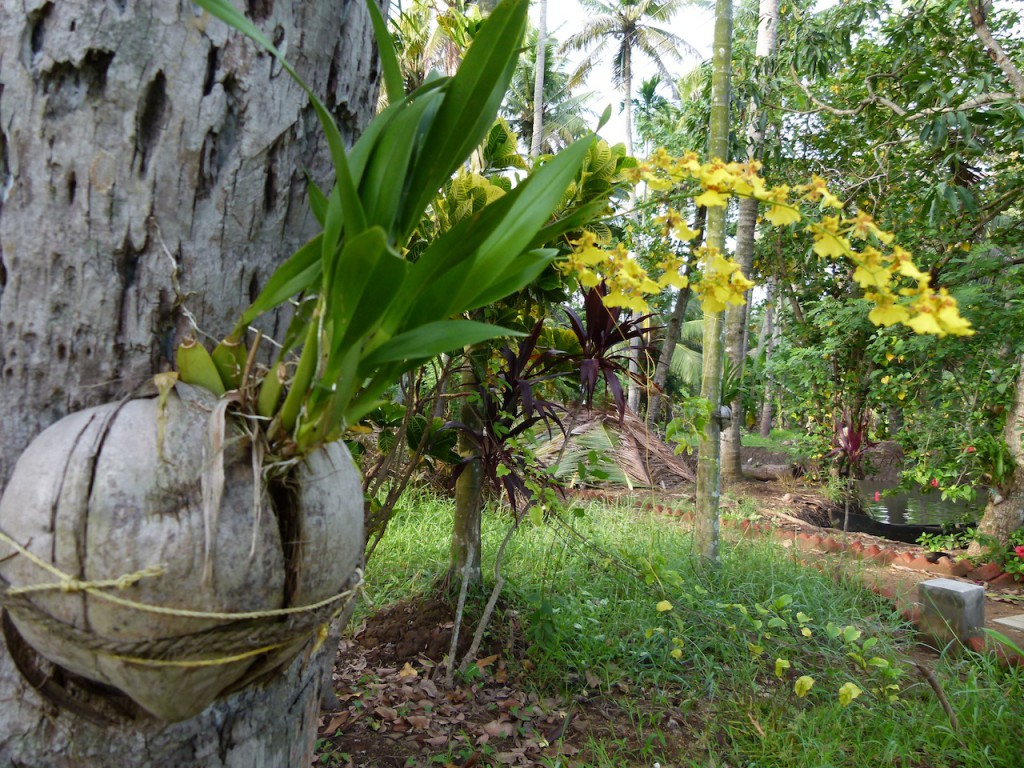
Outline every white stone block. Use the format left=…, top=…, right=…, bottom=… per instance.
left=919, top=578, right=985, bottom=646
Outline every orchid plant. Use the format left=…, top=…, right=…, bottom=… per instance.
left=182, top=0, right=598, bottom=458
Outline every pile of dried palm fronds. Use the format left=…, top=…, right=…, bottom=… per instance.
left=534, top=408, right=695, bottom=490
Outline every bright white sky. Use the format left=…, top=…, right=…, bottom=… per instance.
left=532, top=1, right=716, bottom=149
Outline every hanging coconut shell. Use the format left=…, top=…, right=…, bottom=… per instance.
left=0, top=383, right=364, bottom=722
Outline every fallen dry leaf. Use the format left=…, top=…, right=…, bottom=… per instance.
left=476, top=654, right=500, bottom=669
left=482, top=719, right=517, bottom=739
left=398, top=662, right=418, bottom=680
left=373, top=705, right=398, bottom=721
left=495, top=750, right=527, bottom=765
left=406, top=715, right=430, bottom=730
left=323, top=712, right=348, bottom=734
left=584, top=669, right=601, bottom=689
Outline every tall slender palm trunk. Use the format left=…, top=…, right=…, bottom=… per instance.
left=694, top=0, right=734, bottom=563
left=721, top=0, right=780, bottom=480
left=531, top=0, right=548, bottom=159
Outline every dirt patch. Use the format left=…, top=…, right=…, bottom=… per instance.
left=317, top=595, right=700, bottom=768
left=352, top=596, right=478, bottom=665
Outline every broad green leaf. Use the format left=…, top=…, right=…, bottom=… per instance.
left=399, top=136, right=593, bottom=327
left=360, top=320, right=524, bottom=369
left=841, top=626, right=862, bottom=644
left=364, top=0, right=404, bottom=103
left=450, top=137, right=594, bottom=309
left=237, top=234, right=322, bottom=329
left=335, top=246, right=410, bottom=355
left=360, top=89, right=444, bottom=234
left=463, top=249, right=557, bottom=312
left=306, top=174, right=329, bottom=227
left=838, top=682, right=862, bottom=707
left=774, top=658, right=791, bottom=678
left=321, top=187, right=344, bottom=285
left=348, top=77, right=448, bottom=182
left=794, top=675, right=814, bottom=697
left=528, top=199, right=611, bottom=249
left=323, top=227, right=390, bottom=358
left=405, top=0, right=528, bottom=219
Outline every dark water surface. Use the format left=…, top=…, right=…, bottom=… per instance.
left=856, top=479, right=984, bottom=527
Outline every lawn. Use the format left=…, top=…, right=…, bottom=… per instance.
left=317, top=492, right=1024, bottom=767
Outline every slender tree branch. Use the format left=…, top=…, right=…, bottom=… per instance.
left=914, top=662, right=960, bottom=732
left=790, top=66, right=1016, bottom=122
left=968, top=0, right=1024, bottom=100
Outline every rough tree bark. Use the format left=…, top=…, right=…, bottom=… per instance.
left=0, top=1, right=379, bottom=764
left=968, top=353, right=1024, bottom=556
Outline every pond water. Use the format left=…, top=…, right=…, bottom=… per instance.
left=856, top=479, right=984, bottom=527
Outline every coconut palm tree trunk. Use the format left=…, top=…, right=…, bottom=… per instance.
left=721, top=0, right=779, bottom=480
left=695, top=0, right=734, bottom=563
left=647, top=208, right=705, bottom=428
left=530, top=0, right=548, bottom=159
left=968, top=353, right=1024, bottom=555
left=0, top=1, right=379, bottom=763
left=757, top=278, right=780, bottom=437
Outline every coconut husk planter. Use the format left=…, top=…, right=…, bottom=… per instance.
left=0, top=382, right=364, bottom=722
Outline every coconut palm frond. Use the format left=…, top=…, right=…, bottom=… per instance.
left=534, top=408, right=695, bottom=489
left=679, top=318, right=704, bottom=347
left=670, top=344, right=702, bottom=391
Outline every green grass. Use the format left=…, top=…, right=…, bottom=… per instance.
left=361, top=492, right=1024, bottom=767
left=741, top=427, right=804, bottom=456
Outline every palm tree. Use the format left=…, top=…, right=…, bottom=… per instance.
left=532, top=0, right=549, bottom=158
left=504, top=29, right=595, bottom=154
left=389, top=0, right=480, bottom=93
left=695, top=0, right=734, bottom=563
left=562, top=0, right=695, bottom=154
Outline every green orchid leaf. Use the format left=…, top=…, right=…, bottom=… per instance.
left=237, top=234, right=322, bottom=329
left=337, top=248, right=410, bottom=354
left=449, top=136, right=594, bottom=309
left=529, top=199, right=611, bottom=249
left=321, top=187, right=345, bottom=285
left=364, top=0, right=405, bottom=103
left=397, top=135, right=594, bottom=328
left=463, top=249, right=558, bottom=311
left=305, top=173, right=329, bottom=227
left=361, top=320, right=524, bottom=369
left=324, top=226, right=389, bottom=348
left=404, top=0, right=528, bottom=229
left=276, top=296, right=317, bottom=359
left=360, top=89, right=444, bottom=234
left=348, top=77, right=448, bottom=182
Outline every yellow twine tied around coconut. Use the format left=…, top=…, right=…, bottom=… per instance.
left=0, top=527, right=363, bottom=668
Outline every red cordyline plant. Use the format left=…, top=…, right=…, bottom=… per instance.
left=561, top=282, right=657, bottom=419
left=827, top=410, right=877, bottom=479
left=446, top=320, right=567, bottom=510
